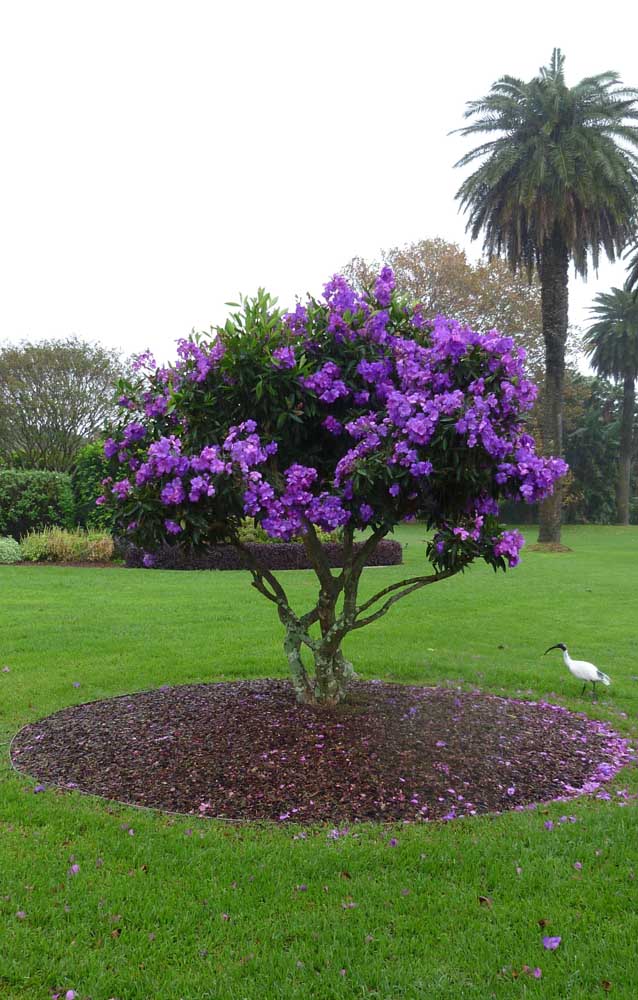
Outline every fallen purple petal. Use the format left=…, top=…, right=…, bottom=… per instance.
left=542, top=936, right=562, bottom=951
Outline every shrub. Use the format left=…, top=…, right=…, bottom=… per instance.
left=122, top=538, right=402, bottom=571
left=0, top=536, right=22, bottom=564
left=0, top=470, right=75, bottom=540
left=73, top=442, right=115, bottom=529
left=19, top=527, right=114, bottom=563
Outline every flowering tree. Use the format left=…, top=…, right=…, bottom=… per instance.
left=100, top=271, right=566, bottom=705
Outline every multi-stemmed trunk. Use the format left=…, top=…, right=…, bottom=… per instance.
left=617, top=372, right=636, bottom=525
left=537, top=231, right=569, bottom=544
left=239, top=526, right=460, bottom=706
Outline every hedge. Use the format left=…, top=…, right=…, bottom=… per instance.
left=72, top=442, right=114, bottom=530
left=0, top=470, right=75, bottom=540
left=123, top=539, right=403, bottom=571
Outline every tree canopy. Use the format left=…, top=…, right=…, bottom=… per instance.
left=0, top=338, right=126, bottom=472
left=583, top=287, right=638, bottom=523
left=454, top=49, right=638, bottom=279
left=101, top=270, right=565, bottom=704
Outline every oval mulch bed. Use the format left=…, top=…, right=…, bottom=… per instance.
left=10, top=680, right=631, bottom=824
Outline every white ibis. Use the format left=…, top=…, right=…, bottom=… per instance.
left=544, top=643, right=611, bottom=698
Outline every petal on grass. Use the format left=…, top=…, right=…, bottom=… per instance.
left=542, top=936, right=561, bottom=951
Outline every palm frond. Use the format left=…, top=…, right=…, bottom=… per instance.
left=453, top=50, right=638, bottom=277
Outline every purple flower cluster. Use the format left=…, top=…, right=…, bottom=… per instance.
left=245, top=462, right=351, bottom=539
left=374, top=266, right=395, bottom=307
left=176, top=337, right=226, bottom=383
left=301, top=362, right=349, bottom=403
left=493, top=529, right=525, bottom=568
left=272, top=345, right=296, bottom=369
left=103, top=268, right=566, bottom=566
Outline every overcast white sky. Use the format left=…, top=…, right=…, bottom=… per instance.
left=1, top=0, right=636, bottom=364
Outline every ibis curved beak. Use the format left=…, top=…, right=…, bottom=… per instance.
left=544, top=644, right=561, bottom=655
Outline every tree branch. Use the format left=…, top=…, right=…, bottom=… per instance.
left=232, top=539, right=291, bottom=609
left=352, top=567, right=461, bottom=630
left=301, top=522, right=338, bottom=593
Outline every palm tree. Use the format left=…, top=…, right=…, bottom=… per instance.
left=454, top=49, right=638, bottom=543
left=626, top=243, right=638, bottom=298
left=583, top=287, right=638, bottom=524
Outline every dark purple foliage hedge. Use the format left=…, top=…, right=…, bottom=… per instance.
left=123, top=538, right=402, bottom=571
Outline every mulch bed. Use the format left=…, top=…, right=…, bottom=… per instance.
left=10, top=680, right=630, bottom=824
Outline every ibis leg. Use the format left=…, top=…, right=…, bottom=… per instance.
left=581, top=682, right=587, bottom=696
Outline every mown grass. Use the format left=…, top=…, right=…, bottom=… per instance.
left=1, top=524, right=637, bottom=999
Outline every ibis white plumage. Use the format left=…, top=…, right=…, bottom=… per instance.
left=544, top=643, right=611, bottom=698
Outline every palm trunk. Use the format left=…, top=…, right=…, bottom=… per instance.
left=617, top=373, right=635, bottom=525
left=537, top=232, right=569, bottom=543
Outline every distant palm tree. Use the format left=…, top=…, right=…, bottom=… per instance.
left=583, top=287, right=638, bottom=524
left=454, top=49, right=638, bottom=543
left=626, top=243, right=638, bottom=299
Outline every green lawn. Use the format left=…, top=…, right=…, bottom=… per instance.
left=1, top=525, right=637, bottom=999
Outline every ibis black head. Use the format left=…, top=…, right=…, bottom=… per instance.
left=544, top=643, right=567, bottom=655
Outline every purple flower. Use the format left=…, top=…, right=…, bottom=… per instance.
left=359, top=504, right=374, bottom=523
left=374, top=266, right=395, bottom=307
left=493, top=529, right=525, bottom=567
left=164, top=519, right=183, bottom=535
left=323, top=416, right=343, bottom=435
left=142, top=553, right=156, bottom=568
left=111, top=478, right=132, bottom=500
left=272, top=345, right=296, bottom=369
left=132, top=350, right=156, bottom=372
left=160, top=477, right=185, bottom=505
left=544, top=821, right=554, bottom=830
left=542, top=936, right=561, bottom=951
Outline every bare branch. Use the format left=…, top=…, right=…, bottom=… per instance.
left=352, top=567, right=461, bottom=630
left=232, top=539, right=291, bottom=609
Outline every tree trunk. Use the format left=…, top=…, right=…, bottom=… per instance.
left=616, top=373, right=635, bottom=525
left=537, top=232, right=569, bottom=543
left=283, top=623, right=356, bottom=706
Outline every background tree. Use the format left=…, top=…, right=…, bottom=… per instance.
left=454, top=48, right=638, bottom=544
left=101, top=270, right=565, bottom=706
left=563, top=376, right=627, bottom=525
left=0, top=338, right=126, bottom=472
left=626, top=242, right=638, bottom=298
left=583, top=288, right=638, bottom=523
